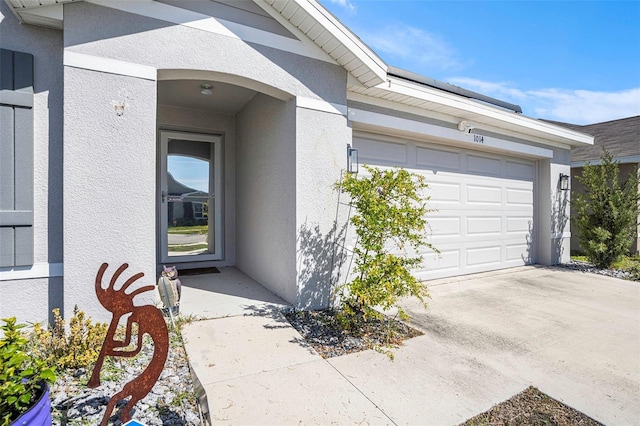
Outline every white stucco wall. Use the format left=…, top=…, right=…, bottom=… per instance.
left=63, top=68, right=157, bottom=324
left=58, top=1, right=348, bottom=315
left=236, top=94, right=297, bottom=303
left=63, top=2, right=346, bottom=106
left=0, top=2, right=64, bottom=325
left=537, top=150, right=572, bottom=265
left=157, top=105, right=236, bottom=267
left=295, top=107, right=351, bottom=309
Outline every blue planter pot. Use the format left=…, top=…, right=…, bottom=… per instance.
left=10, top=382, right=52, bottom=426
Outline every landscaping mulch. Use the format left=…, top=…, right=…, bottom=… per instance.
left=284, top=309, right=423, bottom=358
left=461, top=386, right=603, bottom=426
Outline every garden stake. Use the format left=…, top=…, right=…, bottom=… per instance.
left=88, top=262, right=169, bottom=426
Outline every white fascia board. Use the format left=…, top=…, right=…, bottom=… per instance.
left=383, top=77, right=594, bottom=147
left=297, top=96, right=347, bottom=115
left=349, top=107, right=554, bottom=159
left=284, top=0, right=387, bottom=86
left=87, top=0, right=334, bottom=64
left=64, top=51, right=157, bottom=80
left=0, top=262, right=63, bottom=281
left=348, top=91, right=574, bottom=150
left=572, top=155, right=640, bottom=168
left=16, top=3, right=63, bottom=29
left=252, top=0, right=338, bottom=65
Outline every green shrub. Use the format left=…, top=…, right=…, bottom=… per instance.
left=335, top=166, right=437, bottom=326
left=0, top=317, right=55, bottom=426
left=29, top=306, right=107, bottom=371
left=573, top=150, right=639, bottom=268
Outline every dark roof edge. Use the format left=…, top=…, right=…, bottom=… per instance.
left=387, top=66, right=523, bottom=114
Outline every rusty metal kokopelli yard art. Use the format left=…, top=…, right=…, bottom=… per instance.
left=88, top=263, right=169, bottom=426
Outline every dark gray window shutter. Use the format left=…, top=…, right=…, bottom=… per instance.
left=0, top=49, right=34, bottom=267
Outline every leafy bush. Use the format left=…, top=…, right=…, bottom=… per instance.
left=0, top=317, right=55, bottom=426
left=335, top=166, right=437, bottom=326
left=29, top=306, right=107, bottom=371
left=573, top=150, right=639, bottom=268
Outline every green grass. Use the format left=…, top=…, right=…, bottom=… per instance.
left=167, top=225, right=208, bottom=235
left=168, top=243, right=208, bottom=252
left=571, top=253, right=640, bottom=274
left=611, top=254, right=640, bottom=271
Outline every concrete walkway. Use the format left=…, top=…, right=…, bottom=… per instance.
left=181, top=266, right=640, bottom=425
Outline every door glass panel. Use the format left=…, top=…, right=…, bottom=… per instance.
left=166, top=148, right=212, bottom=257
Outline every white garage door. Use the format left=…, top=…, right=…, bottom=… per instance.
left=354, top=134, right=535, bottom=280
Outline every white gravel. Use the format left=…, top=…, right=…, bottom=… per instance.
left=557, top=260, right=638, bottom=281
left=50, top=330, right=202, bottom=425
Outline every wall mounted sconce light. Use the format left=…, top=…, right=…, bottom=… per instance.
left=200, top=82, right=213, bottom=96
left=347, top=144, right=358, bottom=174
left=559, top=173, right=570, bottom=191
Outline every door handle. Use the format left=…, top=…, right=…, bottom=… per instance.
left=162, top=190, right=166, bottom=203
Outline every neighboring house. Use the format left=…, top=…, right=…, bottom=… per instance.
left=0, top=0, right=592, bottom=324
left=546, top=116, right=639, bottom=254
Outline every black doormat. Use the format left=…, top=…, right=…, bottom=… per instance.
left=178, top=267, right=220, bottom=276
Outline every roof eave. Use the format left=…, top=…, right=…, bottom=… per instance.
left=348, top=78, right=595, bottom=148
left=3, top=0, right=80, bottom=30
left=260, top=0, right=387, bottom=87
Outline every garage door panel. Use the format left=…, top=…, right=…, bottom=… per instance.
left=356, top=138, right=407, bottom=165
left=507, top=187, right=534, bottom=205
left=467, top=154, right=502, bottom=177
left=506, top=161, right=535, bottom=180
left=467, top=246, right=502, bottom=266
left=506, top=217, right=533, bottom=233
left=506, top=243, right=533, bottom=262
left=428, top=217, right=461, bottom=238
left=354, top=134, right=535, bottom=281
left=466, top=184, right=502, bottom=204
left=427, top=182, right=461, bottom=203
left=467, top=216, right=501, bottom=235
left=417, top=249, right=461, bottom=276
left=416, top=146, right=460, bottom=172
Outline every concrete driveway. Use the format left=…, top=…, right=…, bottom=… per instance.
left=183, top=266, right=640, bottom=425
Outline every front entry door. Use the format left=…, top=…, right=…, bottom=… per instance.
left=160, top=131, right=223, bottom=263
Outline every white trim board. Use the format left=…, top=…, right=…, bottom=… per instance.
left=87, top=0, right=335, bottom=64
left=260, top=0, right=387, bottom=85
left=382, top=77, right=593, bottom=147
left=347, top=92, right=581, bottom=151
left=0, top=263, right=64, bottom=281
left=572, top=155, right=640, bottom=167
left=64, top=51, right=157, bottom=81
left=348, top=108, right=554, bottom=159
left=297, top=97, right=347, bottom=116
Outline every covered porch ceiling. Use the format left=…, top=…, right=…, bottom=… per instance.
left=157, top=80, right=258, bottom=115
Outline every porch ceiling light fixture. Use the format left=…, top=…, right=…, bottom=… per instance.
left=347, top=144, right=358, bottom=174
left=200, top=82, right=213, bottom=96
left=559, top=173, right=570, bottom=191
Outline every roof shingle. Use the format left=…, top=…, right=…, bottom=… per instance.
left=543, top=116, right=639, bottom=162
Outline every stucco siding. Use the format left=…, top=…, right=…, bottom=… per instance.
left=63, top=67, right=157, bottom=323
left=294, top=107, right=351, bottom=309
left=157, top=105, right=237, bottom=266
left=236, top=94, right=297, bottom=303
left=63, top=2, right=346, bottom=105
left=0, top=2, right=64, bottom=323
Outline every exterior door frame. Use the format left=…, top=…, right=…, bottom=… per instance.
left=159, top=130, right=223, bottom=263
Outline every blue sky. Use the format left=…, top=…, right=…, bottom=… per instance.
left=320, top=0, right=640, bottom=125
